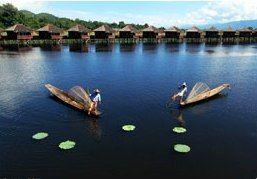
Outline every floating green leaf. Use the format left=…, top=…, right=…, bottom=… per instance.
left=172, top=127, right=187, bottom=133
left=174, top=144, right=191, bottom=153
left=32, top=132, right=48, bottom=140
left=59, top=140, right=76, bottom=150
left=122, top=125, right=136, bottom=131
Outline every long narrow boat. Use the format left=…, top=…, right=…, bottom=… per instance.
left=45, top=84, right=101, bottom=117
left=180, top=83, right=230, bottom=106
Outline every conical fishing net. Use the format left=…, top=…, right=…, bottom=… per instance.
left=186, top=82, right=210, bottom=100
left=68, top=86, right=91, bottom=109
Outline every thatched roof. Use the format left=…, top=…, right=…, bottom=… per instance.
left=186, top=26, right=201, bottom=32
left=223, top=26, right=235, bottom=32
left=165, top=26, right=180, bottom=32
left=142, top=26, right=158, bottom=33
left=205, top=26, right=219, bottom=32
left=93, top=24, right=113, bottom=33
left=6, top=24, right=31, bottom=33
left=38, top=24, right=62, bottom=33
left=238, top=28, right=252, bottom=32
left=119, top=24, right=138, bottom=33
left=68, top=24, right=90, bottom=33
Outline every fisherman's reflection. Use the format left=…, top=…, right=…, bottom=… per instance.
left=86, top=119, right=102, bottom=142
left=171, top=108, right=185, bottom=126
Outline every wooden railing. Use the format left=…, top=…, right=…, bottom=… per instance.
left=17, top=35, right=32, bottom=40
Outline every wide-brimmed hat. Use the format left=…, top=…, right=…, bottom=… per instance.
left=94, top=89, right=100, bottom=93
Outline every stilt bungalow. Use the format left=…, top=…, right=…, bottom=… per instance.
left=38, top=24, right=62, bottom=40
left=238, top=28, right=252, bottom=43
left=118, top=25, right=138, bottom=43
left=164, top=26, right=181, bottom=43
left=251, top=29, right=257, bottom=42
left=204, top=26, right=220, bottom=44
left=5, top=24, right=32, bottom=40
left=142, top=26, right=159, bottom=43
left=93, top=24, right=113, bottom=42
left=185, top=26, right=201, bottom=43
left=68, top=24, right=90, bottom=40
left=221, top=26, right=237, bottom=44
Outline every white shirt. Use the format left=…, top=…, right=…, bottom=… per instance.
left=177, top=87, right=187, bottom=97
left=90, top=93, right=101, bottom=102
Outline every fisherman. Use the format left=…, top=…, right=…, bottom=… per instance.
left=88, top=89, right=101, bottom=115
left=172, top=82, right=187, bottom=103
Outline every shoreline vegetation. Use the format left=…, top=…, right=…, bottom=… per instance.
left=1, top=3, right=257, bottom=46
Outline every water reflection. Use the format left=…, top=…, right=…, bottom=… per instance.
left=171, top=108, right=185, bottom=126
left=86, top=119, right=102, bottom=142
left=1, top=45, right=32, bottom=52
left=119, top=43, right=136, bottom=52
left=69, top=44, right=88, bottom=52
left=164, top=43, right=181, bottom=53
left=95, top=43, right=113, bottom=52
left=185, top=44, right=203, bottom=54
left=142, top=43, right=158, bottom=51
left=40, top=44, right=61, bottom=51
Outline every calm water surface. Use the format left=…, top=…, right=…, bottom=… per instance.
left=0, top=43, right=257, bottom=178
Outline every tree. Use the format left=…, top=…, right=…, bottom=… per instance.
left=0, top=3, right=19, bottom=27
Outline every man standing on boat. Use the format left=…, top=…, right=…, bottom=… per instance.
left=88, top=89, right=101, bottom=115
left=172, top=82, right=187, bottom=103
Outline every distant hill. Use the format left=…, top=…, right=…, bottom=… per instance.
left=195, top=20, right=257, bottom=30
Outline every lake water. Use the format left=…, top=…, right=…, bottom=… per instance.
left=0, top=43, right=257, bottom=178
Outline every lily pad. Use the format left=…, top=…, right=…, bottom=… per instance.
left=59, top=140, right=76, bottom=150
left=174, top=144, right=191, bottom=153
left=122, top=125, right=136, bottom=131
left=32, top=132, right=48, bottom=140
left=172, top=127, right=187, bottom=133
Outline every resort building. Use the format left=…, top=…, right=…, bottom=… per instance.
left=238, top=28, right=252, bottom=43
left=204, top=26, right=220, bottom=43
left=5, top=24, right=32, bottom=40
left=68, top=24, right=90, bottom=40
left=185, top=26, right=201, bottom=43
left=93, top=24, right=113, bottom=39
left=142, top=26, right=159, bottom=39
left=164, top=26, right=180, bottom=38
left=38, top=24, right=62, bottom=40
left=119, top=25, right=138, bottom=39
left=251, top=29, right=257, bottom=42
left=221, top=26, right=237, bottom=43
left=164, top=26, right=181, bottom=43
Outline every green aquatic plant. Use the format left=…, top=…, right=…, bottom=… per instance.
left=174, top=144, right=191, bottom=153
left=122, top=125, right=136, bottom=131
left=32, top=132, right=48, bottom=140
left=59, top=140, right=76, bottom=150
left=172, top=127, right=187, bottom=133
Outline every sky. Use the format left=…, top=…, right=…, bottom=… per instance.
left=1, top=0, right=257, bottom=28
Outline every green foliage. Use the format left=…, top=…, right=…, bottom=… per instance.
left=0, top=3, right=146, bottom=30
left=0, top=3, right=19, bottom=27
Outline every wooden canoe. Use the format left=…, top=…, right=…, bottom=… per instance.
left=45, top=84, right=101, bottom=117
left=180, top=83, right=230, bottom=106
